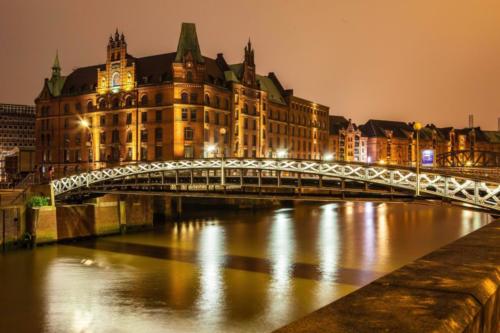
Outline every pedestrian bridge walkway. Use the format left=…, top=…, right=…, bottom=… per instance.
left=51, top=158, right=500, bottom=212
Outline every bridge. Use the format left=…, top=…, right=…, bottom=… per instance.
left=50, top=158, right=500, bottom=212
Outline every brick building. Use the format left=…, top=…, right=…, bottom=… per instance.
left=328, top=116, right=367, bottom=162
left=0, top=103, right=36, bottom=182
left=35, top=23, right=329, bottom=177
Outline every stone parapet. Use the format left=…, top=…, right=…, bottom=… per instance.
left=275, top=220, right=500, bottom=333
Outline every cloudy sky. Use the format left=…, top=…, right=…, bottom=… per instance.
left=1, top=0, right=499, bottom=129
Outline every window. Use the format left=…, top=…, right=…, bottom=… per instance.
left=112, top=130, right=119, bottom=143
left=141, top=147, right=148, bottom=161
left=64, top=104, right=70, bottom=114
left=112, top=98, right=120, bottom=109
left=181, top=92, right=188, bottom=103
left=243, top=103, right=248, bottom=114
left=75, top=133, right=81, bottom=145
left=64, top=119, right=69, bottom=129
left=126, top=148, right=132, bottom=160
left=112, top=114, right=119, bottom=126
left=100, top=132, right=106, bottom=144
left=205, top=111, right=209, bottom=123
left=141, top=129, right=148, bottom=142
left=87, top=101, right=94, bottom=112
left=186, top=71, right=193, bottom=82
left=214, top=128, right=219, bottom=143
left=252, top=135, right=257, bottom=146
left=215, top=96, right=220, bottom=108
left=184, top=145, right=193, bottom=158
left=126, top=113, right=132, bottom=125
left=100, top=116, right=106, bottom=126
left=75, top=102, right=82, bottom=112
left=156, top=110, right=162, bottom=122
left=155, top=146, right=163, bottom=160
left=99, top=99, right=106, bottom=110
left=76, top=150, right=81, bottom=162
left=141, top=95, right=148, bottom=106
left=184, top=127, right=193, bottom=141
left=155, top=128, right=163, bottom=141
left=126, top=131, right=132, bottom=143
left=125, top=96, right=133, bottom=108
left=244, top=118, right=248, bottom=129
left=155, top=93, right=163, bottom=106
left=244, top=135, right=248, bottom=146
left=181, top=109, right=188, bottom=121
left=190, top=109, right=197, bottom=121
left=141, top=112, right=147, bottom=123
left=205, top=94, right=210, bottom=106
left=204, top=128, right=209, bottom=142
left=225, top=98, right=229, bottom=110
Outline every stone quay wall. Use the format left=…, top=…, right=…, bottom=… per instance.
left=275, top=219, right=500, bottom=333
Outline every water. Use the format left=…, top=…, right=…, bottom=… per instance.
left=0, top=201, right=491, bottom=333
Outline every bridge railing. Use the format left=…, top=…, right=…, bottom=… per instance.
left=50, top=158, right=500, bottom=212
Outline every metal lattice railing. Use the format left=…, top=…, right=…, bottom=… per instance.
left=51, top=159, right=500, bottom=212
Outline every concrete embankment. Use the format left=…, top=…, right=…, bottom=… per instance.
left=275, top=219, right=500, bottom=333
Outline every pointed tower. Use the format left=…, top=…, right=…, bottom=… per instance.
left=98, top=29, right=135, bottom=94
left=242, top=39, right=256, bottom=87
left=175, top=23, right=204, bottom=64
left=46, top=51, right=65, bottom=97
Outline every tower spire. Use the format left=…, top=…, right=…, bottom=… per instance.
left=51, top=50, right=61, bottom=77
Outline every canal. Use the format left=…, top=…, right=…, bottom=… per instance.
left=0, top=201, right=491, bottom=332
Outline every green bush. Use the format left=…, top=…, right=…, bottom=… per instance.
left=28, top=196, right=50, bottom=208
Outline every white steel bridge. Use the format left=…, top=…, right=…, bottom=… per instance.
left=51, top=158, right=500, bottom=212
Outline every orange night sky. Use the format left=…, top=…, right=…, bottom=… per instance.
left=1, top=0, right=499, bottom=129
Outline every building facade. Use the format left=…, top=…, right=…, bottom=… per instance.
left=328, top=116, right=367, bottom=162
left=35, top=23, right=329, bottom=177
left=0, top=103, right=36, bottom=182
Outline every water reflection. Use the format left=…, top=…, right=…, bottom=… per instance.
left=196, top=222, right=226, bottom=328
left=0, top=202, right=492, bottom=333
left=267, top=209, right=296, bottom=323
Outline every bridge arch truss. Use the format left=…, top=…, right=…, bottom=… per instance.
left=51, top=159, right=500, bottom=212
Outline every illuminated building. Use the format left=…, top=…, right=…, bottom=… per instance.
left=35, top=23, right=329, bottom=176
left=0, top=103, right=35, bottom=182
left=328, top=116, right=367, bottom=162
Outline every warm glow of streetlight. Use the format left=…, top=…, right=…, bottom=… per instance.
left=323, top=153, right=334, bottom=161
left=80, top=118, right=90, bottom=128
left=206, top=144, right=217, bottom=154
left=276, top=149, right=287, bottom=159
left=413, top=122, right=422, bottom=131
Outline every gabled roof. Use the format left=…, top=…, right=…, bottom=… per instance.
left=484, top=131, right=500, bottom=144
left=257, top=75, right=286, bottom=105
left=329, top=116, right=349, bottom=135
left=134, top=52, right=176, bottom=84
left=360, top=119, right=413, bottom=139
left=61, top=65, right=102, bottom=95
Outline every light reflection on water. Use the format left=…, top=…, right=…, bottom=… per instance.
left=0, top=202, right=492, bottom=333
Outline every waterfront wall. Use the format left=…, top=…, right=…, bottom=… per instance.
left=275, top=219, right=500, bottom=333
left=27, top=194, right=160, bottom=245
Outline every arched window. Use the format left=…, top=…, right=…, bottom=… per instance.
left=184, top=127, right=193, bottom=140
left=87, top=101, right=94, bottom=112
left=99, top=99, right=106, bottom=110
left=181, top=92, right=188, bottom=103
left=112, top=97, right=120, bottom=109
left=205, top=94, right=210, bottom=106
left=155, top=93, right=163, bottom=106
left=125, top=96, right=133, bottom=108
left=141, top=95, right=148, bottom=106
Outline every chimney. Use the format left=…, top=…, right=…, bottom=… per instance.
left=468, top=114, right=474, bottom=128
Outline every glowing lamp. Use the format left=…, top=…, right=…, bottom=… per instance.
left=323, top=153, right=334, bottom=161
left=276, top=149, right=287, bottom=159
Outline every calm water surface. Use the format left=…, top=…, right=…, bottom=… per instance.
left=0, top=201, right=491, bottom=333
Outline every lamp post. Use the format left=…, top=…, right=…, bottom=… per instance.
left=413, top=122, right=422, bottom=196
left=219, top=128, right=226, bottom=186
left=80, top=118, right=94, bottom=171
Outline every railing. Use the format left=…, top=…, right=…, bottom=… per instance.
left=50, top=158, right=500, bottom=212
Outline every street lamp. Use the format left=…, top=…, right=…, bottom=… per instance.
left=413, top=122, right=422, bottom=196
left=80, top=118, right=94, bottom=171
left=219, top=128, right=226, bottom=186
left=206, top=144, right=217, bottom=157
left=323, top=153, right=334, bottom=161
left=276, top=149, right=287, bottom=159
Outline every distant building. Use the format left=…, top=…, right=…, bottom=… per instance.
left=328, top=116, right=366, bottom=162
left=0, top=103, right=36, bottom=182
left=359, top=120, right=414, bottom=165
left=35, top=23, right=329, bottom=177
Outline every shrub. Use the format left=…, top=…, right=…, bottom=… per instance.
left=28, top=196, right=50, bottom=208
